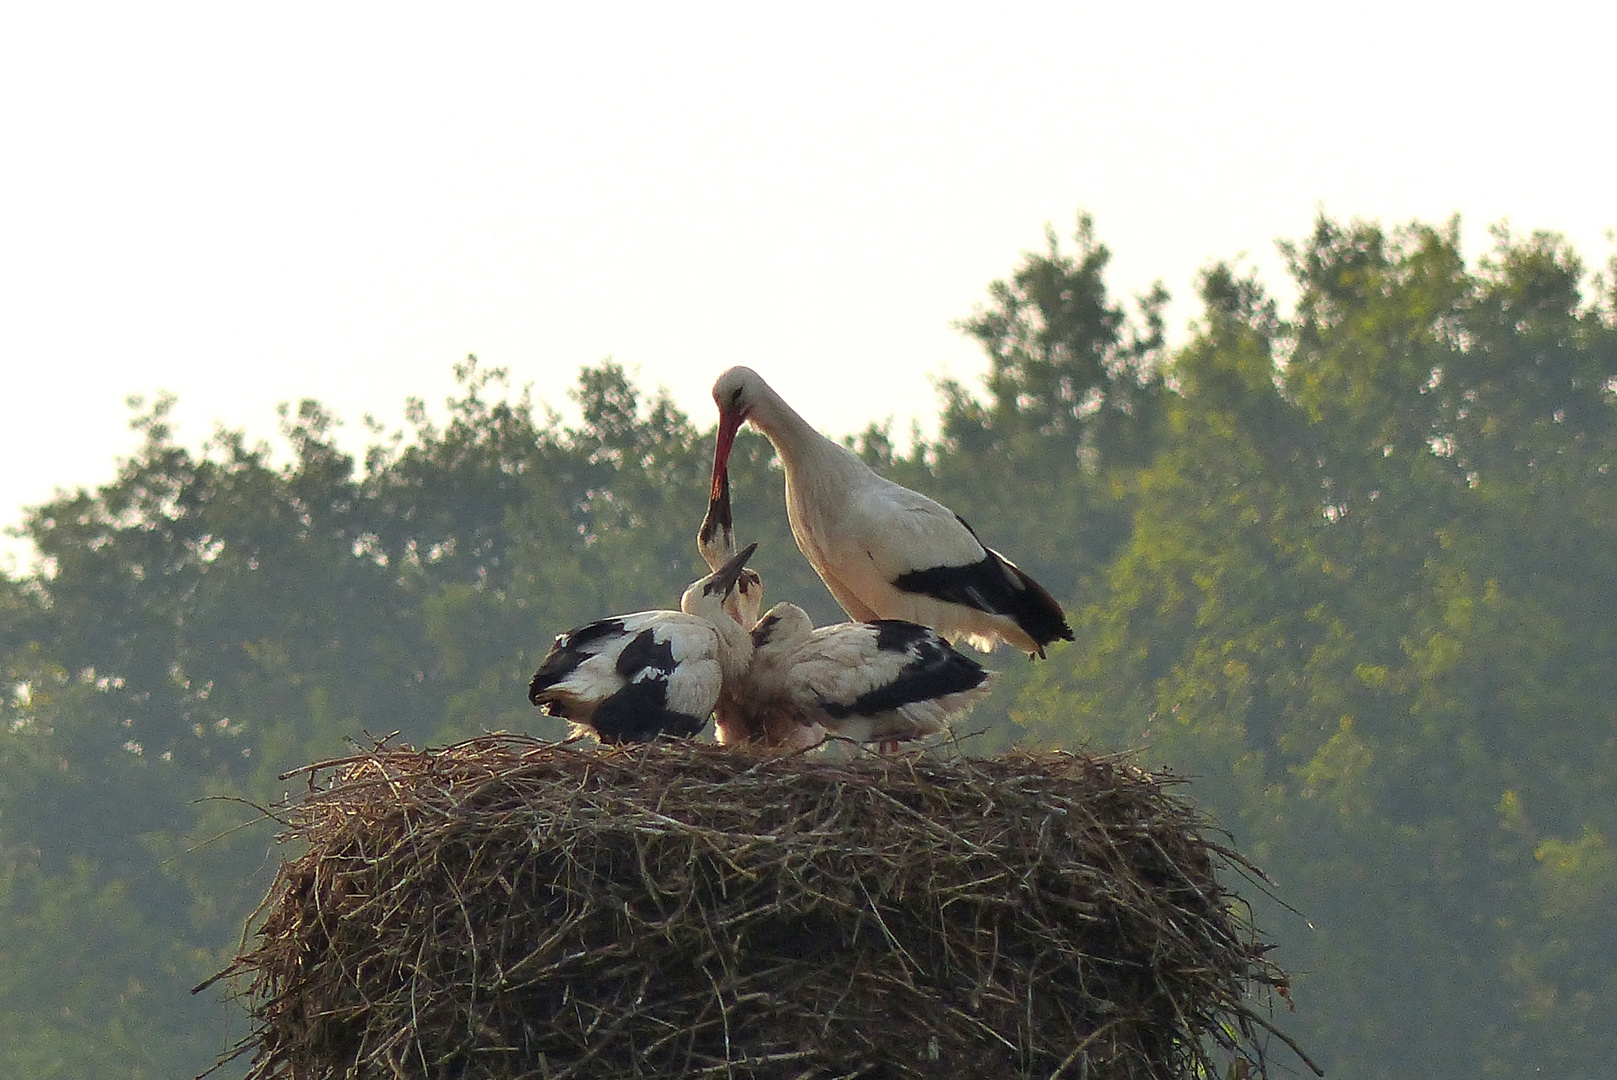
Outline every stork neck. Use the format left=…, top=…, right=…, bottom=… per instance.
left=750, top=384, right=864, bottom=486
left=709, top=615, right=755, bottom=682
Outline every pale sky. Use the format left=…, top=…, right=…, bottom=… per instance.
left=3, top=2, right=1612, bottom=573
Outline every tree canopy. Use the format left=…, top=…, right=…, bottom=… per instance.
left=1, top=213, right=1613, bottom=1078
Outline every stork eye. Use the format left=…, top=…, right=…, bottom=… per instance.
left=729, top=387, right=744, bottom=406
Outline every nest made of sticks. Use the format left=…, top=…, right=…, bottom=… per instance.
left=212, top=735, right=1311, bottom=1080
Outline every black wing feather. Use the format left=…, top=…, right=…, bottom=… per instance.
left=529, top=617, right=626, bottom=703
left=820, top=621, right=988, bottom=720
left=593, top=627, right=708, bottom=744
left=615, top=626, right=677, bottom=680
left=589, top=679, right=707, bottom=743
left=890, top=515, right=1073, bottom=654
left=530, top=621, right=709, bottom=743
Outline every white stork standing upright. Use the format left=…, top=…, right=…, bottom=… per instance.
left=709, top=366, right=1074, bottom=657
left=528, top=544, right=758, bottom=744
left=714, top=601, right=992, bottom=751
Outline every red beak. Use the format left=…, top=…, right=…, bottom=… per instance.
left=711, top=407, right=744, bottom=500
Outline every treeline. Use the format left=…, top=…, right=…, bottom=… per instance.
left=1, top=214, right=1613, bottom=1078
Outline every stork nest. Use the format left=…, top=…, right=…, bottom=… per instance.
left=210, top=735, right=1312, bottom=1080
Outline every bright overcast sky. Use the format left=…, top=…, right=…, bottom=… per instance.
left=2, top=2, right=1612, bottom=571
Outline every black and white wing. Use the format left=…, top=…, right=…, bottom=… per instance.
left=529, top=611, right=724, bottom=743
left=772, top=617, right=991, bottom=744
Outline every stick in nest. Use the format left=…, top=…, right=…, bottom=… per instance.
left=206, top=734, right=1315, bottom=1080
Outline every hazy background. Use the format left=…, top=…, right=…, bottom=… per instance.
left=3, top=1, right=1612, bottom=571
left=5, top=7, right=1616, bottom=1075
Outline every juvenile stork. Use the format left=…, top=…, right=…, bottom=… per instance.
left=697, top=467, right=765, bottom=629
left=715, top=601, right=991, bottom=751
left=709, top=366, right=1074, bottom=657
left=528, top=544, right=757, bottom=744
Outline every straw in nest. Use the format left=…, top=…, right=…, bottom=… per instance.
left=208, top=735, right=1315, bottom=1080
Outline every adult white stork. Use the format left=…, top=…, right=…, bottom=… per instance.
left=528, top=544, right=757, bottom=744
left=714, top=601, right=991, bottom=751
left=697, top=467, right=765, bottom=629
left=709, top=366, right=1074, bottom=657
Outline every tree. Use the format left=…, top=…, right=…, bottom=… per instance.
left=947, top=212, right=1170, bottom=471
left=1014, top=214, right=1617, bottom=1078
left=3, top=214, right=1614, bottom=1079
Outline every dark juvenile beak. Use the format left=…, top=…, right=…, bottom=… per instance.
left=704, top=540, right=759, bottom=598
left=698, top=467, right=735, bottom=560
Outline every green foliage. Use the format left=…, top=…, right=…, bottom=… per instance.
left=1015, top=215, right=1617, bottom=1079
left=948, top=212, right=1170, bottom=472
left=1, top=213, right=1613, bottom=1078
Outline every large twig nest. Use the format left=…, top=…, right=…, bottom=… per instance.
left=213, top=735, right=1309, bottom=1079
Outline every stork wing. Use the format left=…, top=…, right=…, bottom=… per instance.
left=787, top=620, right=989, bottom=720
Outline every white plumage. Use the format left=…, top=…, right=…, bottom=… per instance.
left=714, top=601, right=992, bottom=751
left=529, top=545, right=757, bottom=743
left=710, top=366, right=1073, bottom=657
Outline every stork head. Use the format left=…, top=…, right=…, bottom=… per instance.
left=680, top=541, right=759, bottom=619
left=749, top=602, right=815, bottom=651
left=728, top=566, right=765, bottom=629
left=710, top=366, right=763, bottom=500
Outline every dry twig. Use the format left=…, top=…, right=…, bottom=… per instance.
left=210, top=735, right=1307, bottom=1079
